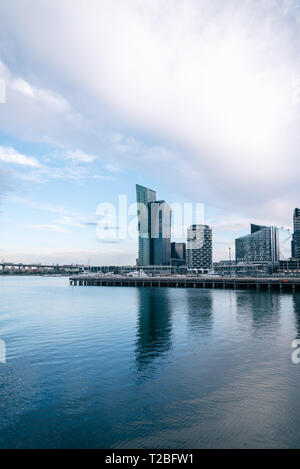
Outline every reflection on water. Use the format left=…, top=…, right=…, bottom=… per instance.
left=1, top=277, right=300, bottom=448
left=135, top=288, right=172, bottom=375
left=236, top=291, right=281, bottom=330
left=186, top=290, right=213, bottom=336
left=293, top=294, right=300, bottom=339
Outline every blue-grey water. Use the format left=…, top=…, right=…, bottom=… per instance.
left=0, top=276, right=300, bottom=448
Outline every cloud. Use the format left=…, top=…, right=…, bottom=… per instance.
left=0, top=146, right=41, bottom=167
left=10, top=196, right=98, bottom=229
left=105, top=163, right=121, bottom=172
left=56, top=214, right=99, bottom=228
left=64, top=149, right=98, bottom=163
left=15, top=160, right=89, bottom=183
left=11, top=77, right=69, bottom=112
left=0, top=57, right=85, bottom=148
left=9, top=196, right=71, bottom=214
left=0, top=0, right=299, bottom=227
left=31, top=224, right=71, bottom=233
left=92, top=174, right=114, bottom=180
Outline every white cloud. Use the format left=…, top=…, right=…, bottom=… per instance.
left=0, top=57, right=84, bottom=147
left=93, top=174, right=114, bottom=180
left=55, top=214, right=94, bottom=228
left=11, top=77, right=69, bottom=112
left=31, top=224, right=71, bottom=233
left=0, top=146, right=41, bottom=167
left=105, top=163, right=121, bottom=172
left=64, top=149, right=98, bottom=163
left=11, top=78, right=35, bottom=98
left=10, top=195, right=79, bottom=216
left=10, top=196, right=97, bottom=228
left=0, top=0, right=299, bottom=229
left=17, top=162, right=89, bottom=183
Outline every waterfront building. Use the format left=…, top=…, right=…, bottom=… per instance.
left=186, top=224, right=213, bottom=271
left=292, top=208, right=300, bottom=259
left=171, top=242, right=186, bottom=260
left=213, top=261, right=273, bottom=276
left=86, top=265, right=186, bottom=275
left=171, top=242, right=186, bottom=267
left=150, top=200, right=171, bottom=266
left=136, top=184, right=172, bottom=266
left=235, top=224, right=279, bottom=263
left=136, top=184, right=156, bottom=266
left=278, top=259, right=300, bottom=273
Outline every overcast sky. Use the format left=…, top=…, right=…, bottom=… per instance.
left=0, top=0, right=298, bottom=264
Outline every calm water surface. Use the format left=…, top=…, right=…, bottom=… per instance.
left=0, top=276, right=300, bottom=448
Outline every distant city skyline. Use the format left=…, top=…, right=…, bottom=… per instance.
left=0, top=1, right=299, bottom=264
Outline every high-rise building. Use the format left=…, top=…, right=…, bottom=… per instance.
left=171, top=242, right=186, bottom=260
left=292, top=208, right=300, bottom=259
left=171, top=242, right=186, bottom=267
left=186, top=225, right=212, bottom=271
left=136, top=184, right=156, bottom=266
left=150, top=200, right=171, bottom=266
left=235, top=224, right=279, bottom=263
left=136, top=185, right=171, bottom=266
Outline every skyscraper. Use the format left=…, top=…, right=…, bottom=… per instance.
left=171, top=242, right=186, bottom=260
left=136, top=185, right=171, bottom=266
left=292, top=208, right=300, bottom=259
left=150, top=200, right=171, bottom=266
left=186, top=225, right=213, bottom=271
left=235, top=224, right=279, bottom=263
left=136, top=184, right=156, bottom=266
left=171, top=242, right=186, bottom=267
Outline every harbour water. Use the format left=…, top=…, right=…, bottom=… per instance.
left=0, top=276, right=300, bottom=448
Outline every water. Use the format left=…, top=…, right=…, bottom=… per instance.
left=0, top=276, right=300, bottom=448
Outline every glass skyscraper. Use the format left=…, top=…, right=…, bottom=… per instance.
left=292, top=208, right=300, bottom=259
left=136, top=184, right=171, bottom=266
left=171, top=242, right=186, bottom=260
left=136, top=184, right=156, bottom=266
left=235, top=224, right=279, bottom=263
left=150, top=201, right=171, bottom=266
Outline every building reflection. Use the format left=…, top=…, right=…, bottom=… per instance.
left=186, top=290, right=213, bottom=336
left=236, top=291, right=281, bottom=329
left=292, top=294, right=300, bottom=339
left=135, top=288, right=172, bottom=375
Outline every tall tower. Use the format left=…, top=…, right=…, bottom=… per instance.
left=186, top=225, right=213, bottom=271
left=292, top=208, right=300, bottom=258
left=150, top=200, right=171, bottom=266
left=136, top=184, right=156, bottom=266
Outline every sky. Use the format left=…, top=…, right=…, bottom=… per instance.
left=0, top=0, right=299, bottom=265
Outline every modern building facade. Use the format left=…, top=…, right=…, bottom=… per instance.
left=278, top=259, right=300, bottom=273
left=186, top=224, right=213, bottom=271
left=235, top=224, right=279, bottom=263
left=292, top=208, right=300, bottom=259
left=171, top=242, right=186, bottom=267
left=213, top=261, right=273, bottom=276
left=171, top=242, right=186, bottom=260
left=136, top=184, right=156, bottom=266
left=150, top=200, right=171, bottom=266
left=136, top=184, right=171, bottom=266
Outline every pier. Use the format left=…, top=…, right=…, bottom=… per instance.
left=69, top=275, right=300, bottom=292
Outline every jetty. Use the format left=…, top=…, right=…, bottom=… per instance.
left=69, top=275, right=300, bottom=292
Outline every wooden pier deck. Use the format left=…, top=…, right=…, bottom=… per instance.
left=69, top=276, right=300, bottom=292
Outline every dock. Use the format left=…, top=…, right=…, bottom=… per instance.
left=69, top=276, right=300, bottom=292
